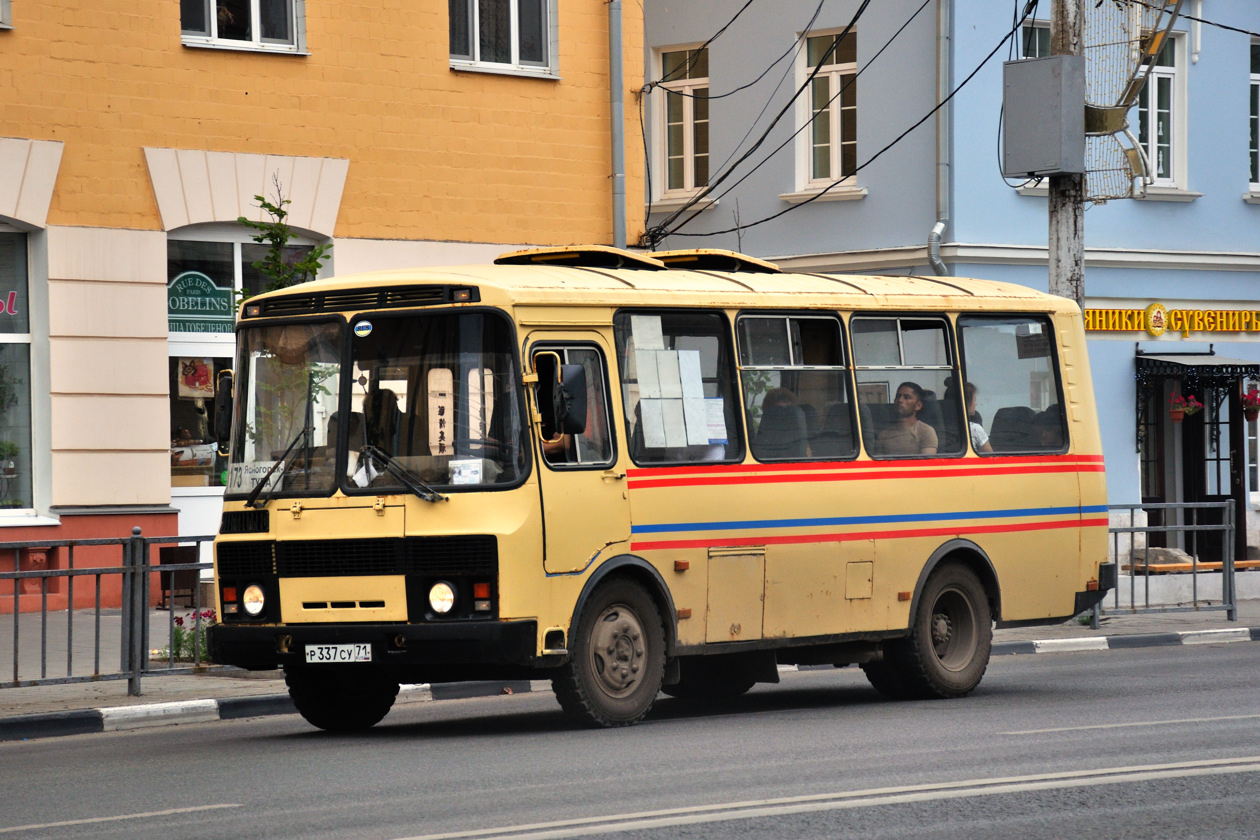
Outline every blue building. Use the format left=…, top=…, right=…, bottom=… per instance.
left=642, top=0, right=1260, bottom=553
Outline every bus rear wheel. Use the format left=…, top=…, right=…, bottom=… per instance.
left=883, top=564, right=992, bottom=699
left=553, top=579, right=665, bottom=728
left=285, top=667, right=400, bottom=732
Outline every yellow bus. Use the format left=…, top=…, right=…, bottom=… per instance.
left=208, top=246, right=1113, bottom=731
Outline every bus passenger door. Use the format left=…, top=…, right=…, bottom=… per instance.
left=529, top=339, right=631, bottom=574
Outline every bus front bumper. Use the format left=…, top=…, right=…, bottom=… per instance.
left=208, top=620, right=540, bottom=672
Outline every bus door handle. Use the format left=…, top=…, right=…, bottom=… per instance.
left=602, top=470, right=626, bottom=481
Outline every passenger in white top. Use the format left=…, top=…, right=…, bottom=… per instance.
left=965, top=382, right=993, bottom=453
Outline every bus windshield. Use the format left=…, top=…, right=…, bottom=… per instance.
left=226, top=312, right=529, bottom=499
left=227, top=320, right=343, bottom=499
left=344, top=311, right=528, bottom=491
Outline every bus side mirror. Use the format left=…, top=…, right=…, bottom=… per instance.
left=214, top=369, right=234, bottom=455
left=534, top=353, right=587, bottom=440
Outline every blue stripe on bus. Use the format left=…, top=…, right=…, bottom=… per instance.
left=629, top=504, right=1109, bottom=535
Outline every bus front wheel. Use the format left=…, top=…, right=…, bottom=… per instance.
left=553, top=579, right=666, bottom=727
left=285, top=667, right=400, bottom=732
left=880, top=564, right=992, bottom=699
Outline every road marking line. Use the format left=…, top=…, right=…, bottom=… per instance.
left=1001, top=712, right=1260, bottom=735
left=392, top=757, right=1260, bottom=840
left=0, top=804, right=241, bottom=835
left=1032, top=637, right=1109, bottom=653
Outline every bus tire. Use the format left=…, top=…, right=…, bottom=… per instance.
left=859, top=659, right=915, bottom=699
left=285, top=667, right=400, bottom=732
left=552, top=579, right=665, bottom=728
left=889, top=563, right=992, bottom=699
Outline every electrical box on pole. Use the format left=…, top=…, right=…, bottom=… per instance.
left=1001, top=55, right=1086, bottom=178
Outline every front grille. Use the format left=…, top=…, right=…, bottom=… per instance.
left=220, top=509, right=270, bottom=534
left=217, top=541, right=275, bottom=577
left=273, top=536, right=497, bottom=577
left=252, top=286, right=472, bottom=317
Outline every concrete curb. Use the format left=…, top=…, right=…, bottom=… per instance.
left=4, top=630, right=1259, bottom=742
left=992, top=626, right=1260, bottom=656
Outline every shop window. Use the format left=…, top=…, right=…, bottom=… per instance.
left=0, top=233, right=32, bottom=511
left=614, top=310, right=743, bottom=465
left=167, top=234, right=321, bottom=488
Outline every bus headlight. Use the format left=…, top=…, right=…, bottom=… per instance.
left=242, top=584, right=266, bottom=617
left=428, top=582, right=456, bottom=614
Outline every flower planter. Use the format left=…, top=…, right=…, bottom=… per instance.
left=1246, top=408, right=1259, bottom=423
left=1170, top=409, right=1184, bottom=422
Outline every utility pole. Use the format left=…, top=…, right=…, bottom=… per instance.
left=1048, top=0, right=1084, bottom=306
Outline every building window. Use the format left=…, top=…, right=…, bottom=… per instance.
left=802, top=31, right=858, bottom=187
left=181, top=0, right=303, bottom=52
left=1137, top=34, right=1180, bottom=186
left=167, top=232, right=321, bottom=488
left=1021, top=22, right=1050, bottom=59
left=0, top=0, right=12, bottom=28
left=1250, top=42, right=1260, bottom=190
left=449, top=0, right=552, bottom=73
left=0, top=233, right=33, bottom=511
left=658, top=48, right=710, bottom=196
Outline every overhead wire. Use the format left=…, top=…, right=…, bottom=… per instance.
left=660, top=0, right=1042, bottom=241
left=643, top=0, right=873, bottom=246
left=669, top=0, right=933, bottom=229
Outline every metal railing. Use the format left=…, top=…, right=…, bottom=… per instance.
left=1, top=527, right=226, bottom=696
left=1101, top=501, right=1237, bottom=623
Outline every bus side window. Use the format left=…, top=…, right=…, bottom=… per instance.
left=851, top=316, right=966, bottom=458
left=613, top=310, right=743, bottom=465
left=957, top=315, right=1067, bottom=454
left=533, top=346, right=615, bottom=468
left=737, top=314, right=854, bottom=462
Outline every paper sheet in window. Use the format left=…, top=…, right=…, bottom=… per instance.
left=640, top=398, right=668, bottom=448
left=635, top=350, right=662, bottom=398
left=705, top=399, right=728, bottom=444
left=656, top=351, right=683, bottom=399
left=661, top=398, right=687, bottom=447
left=683, top=398, right=710, bottom=446
left=677, top=350, right=705, bottom=401
left=631, top=315, right=665, bottom=350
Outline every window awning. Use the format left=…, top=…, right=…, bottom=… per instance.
left=1136, top=354, right=1260, bottom=386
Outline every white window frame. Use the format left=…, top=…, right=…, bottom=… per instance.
left=449, top=0, right=559, bottom=79
left=181, top=0, right=306, bottom=54
left=1020, top=21, right=1050, bottom=60
left=1136, top=32, right=1187, bottom=190
left=0, top=0, right=12, bottom=29
left=0, top=224, right=49, bottom=521
left=656, top=46, right=710, bottom=202
left=1249, top=41, right=1260, bottom=193
left=787, top=28, right=864, bottom=203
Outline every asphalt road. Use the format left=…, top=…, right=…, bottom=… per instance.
left=2, top=644, right=1259, bottom=840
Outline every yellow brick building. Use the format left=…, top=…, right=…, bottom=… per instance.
left=0, top=1, right=644, bottom=552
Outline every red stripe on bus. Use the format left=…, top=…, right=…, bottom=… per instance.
left=624, top=453, right=1104, bottom=479
left=628, top=516, right=1111, bottom=552
left=627, top=463, right=1105, bottom=490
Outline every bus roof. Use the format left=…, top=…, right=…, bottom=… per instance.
left=242, top=247, right=1076, bottom=318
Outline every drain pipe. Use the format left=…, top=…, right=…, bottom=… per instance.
left=928, top=220, right=948, bottom=276
left=609, top=0, right=627, bottom=249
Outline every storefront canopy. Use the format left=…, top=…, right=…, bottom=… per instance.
left=1136, top=354, right=1260, bottom=389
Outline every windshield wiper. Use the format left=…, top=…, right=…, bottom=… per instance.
left=357, top=445, right=449, bottom=503
left=244, top=426, right=310, bottom=509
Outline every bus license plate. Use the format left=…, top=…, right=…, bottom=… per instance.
left=305, top=643, right=372, bottom=664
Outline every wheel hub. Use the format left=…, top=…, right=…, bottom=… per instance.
left=590, top=607, right=645, bottom=697
left=931, top=612, right=952, bottom=649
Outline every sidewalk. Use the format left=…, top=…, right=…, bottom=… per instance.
left=2, top=600, right=1258, bottom=741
